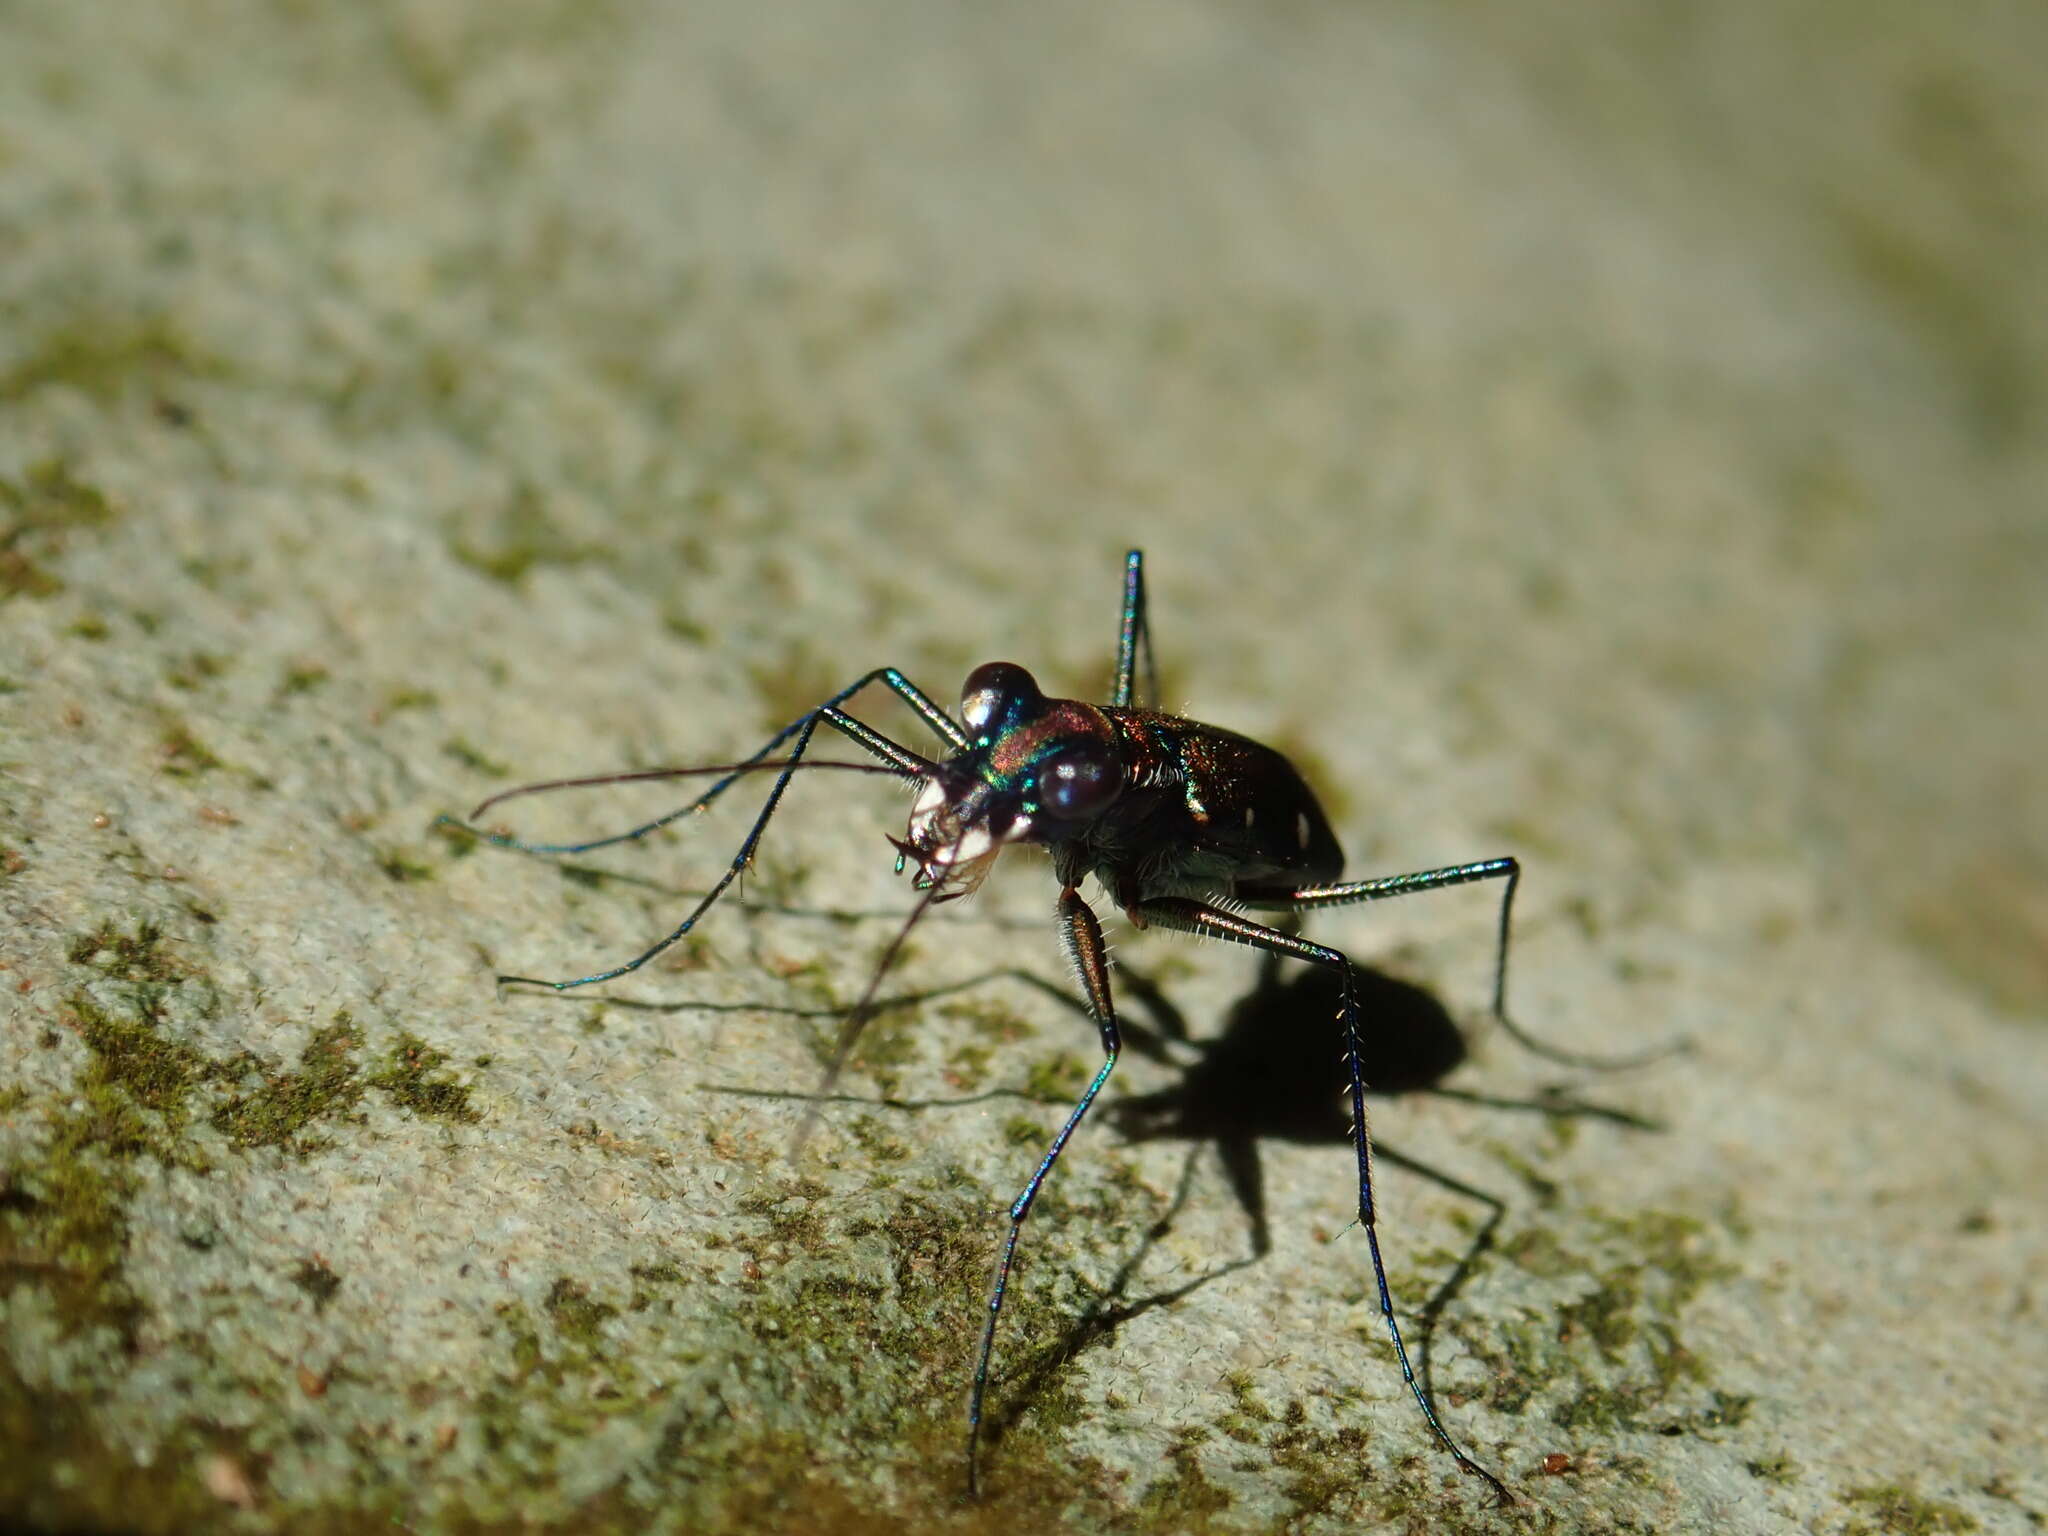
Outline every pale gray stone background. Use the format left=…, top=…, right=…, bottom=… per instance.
left=2, top=2, right=2044, bottom=1532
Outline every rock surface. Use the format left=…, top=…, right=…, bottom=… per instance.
left=2, top=3, right=2044, bottom=1532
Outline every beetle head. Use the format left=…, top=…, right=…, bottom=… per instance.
left=892, top=662, right=1125, bottom=897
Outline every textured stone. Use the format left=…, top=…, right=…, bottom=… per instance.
left=2, top=3, right=2043, bottom=1532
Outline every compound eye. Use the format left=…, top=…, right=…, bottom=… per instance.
left=1041, top=743, right=1121, bottom=819
left=960, top=661, right=1041, bottom=733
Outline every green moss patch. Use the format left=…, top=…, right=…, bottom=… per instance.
left=0, top=990, right=209, bottom=1340
left=0, top=309, right=222, bottom=407
left=64, top=990, right=210, bottom=1146
left=375, top=846, right=437, bottom=882
left=0, top=459, right=119, bottom=603
left=1462, top=1207, right=1739, bottom=1446
left=0, top=1356, right=231, bottom=1535
left=367, top=1032, right=482, bottom=1123
left=6, top=933, right=475, bottom=1362
left=210, top=1013, right=367, bottom=1153
left=290, top=1256, right=344, bottom=1311
left=1842, top=1482, right=1980, bottom=1536
left=1133, top=1427, right=1234, bottom=1526
left=163, top=650, right=230, bottom=691
left=449, top=482, right=601, bottom=588
left=277, top=662, right=330, bottom=696
left=156, top=720, right=225, bottom=778
left=544, top=1277, right=620, bottom=1348
left=441, top=737, right=511, bottom=778
left=66, top=920, right=190, bottom=986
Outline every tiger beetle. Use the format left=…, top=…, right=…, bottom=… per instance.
left=467, top=549, right=1651, bottom=1506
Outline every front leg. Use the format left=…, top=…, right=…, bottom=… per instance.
left=488, top=674, right=948, bottom=990
left=967, top=886, right=1121, bottom=1497
left=470, top=666, right=964, bottom=860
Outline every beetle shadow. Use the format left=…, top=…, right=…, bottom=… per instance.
left=979, top=949, right=1659, bottom=1454
left=558, top=889, right=1656, bottom=1462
